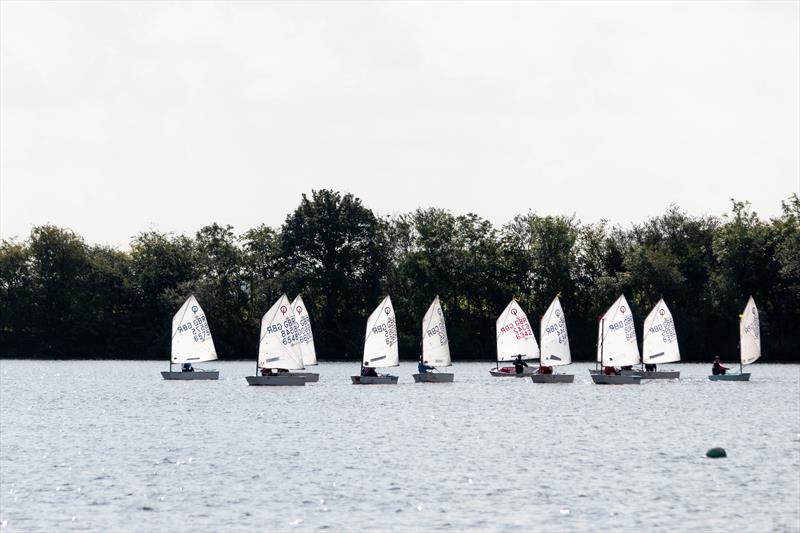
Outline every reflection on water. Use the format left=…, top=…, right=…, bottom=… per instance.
left=1, top=361, right=798, bottom=532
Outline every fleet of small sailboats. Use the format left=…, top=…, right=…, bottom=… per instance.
left=709, top=296, right=760, bottom=381
left=534, top=295, right=574, bottom=383
left=351, top=296, right=400, bottom=384
left=490, top=299, right=538, bottom=377
left=161, top=295, right=219, bottom=380
left=160, top=292, right=764, bottom=385
left=413, top=296, right=454, bottom=383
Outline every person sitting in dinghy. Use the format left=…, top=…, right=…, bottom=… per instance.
left=602, top=366, right=619, bottom=376
left=513, top=355, right=528, bottom=375
left=645, top=363, right=657, bottom=372
left=182, top=363, right=194, bottom=372
left=712, top=356, right=729, bottom=375
left=537, top=365, right=553, bottom=375
left=418, top=356, right=434, bottom=374
left=361, top=362, right=378, bottom=377
left=260, top=367, right=274, bottom=376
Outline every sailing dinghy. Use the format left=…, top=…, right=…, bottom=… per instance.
left=532, top=295, right=574, bottom=383
left=709, top=296, right=760, bottom=381
left=246, top=294, right=306, bottom=386
left=351, top=296, right=399, bottom=385
left=591, top=295, right=642, bottom=385
left=161, top=295, right=219, bottom=380
left=490, top=299, right=538, bottom=377
left=623, top=298, right=680, bottom=379
left=288, top=295, right=319, bottom=382
left=413, top=296, right=454, bottom=383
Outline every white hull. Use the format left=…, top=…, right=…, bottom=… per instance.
left=287, top=372, right=319, bottom=383
left=489, top=366, right=535, bottom=377
left=412, top=373, right=454, bottom=383
left=161, top=371, right=219, bottom=380
left=709, top=373, right=751, bottom=381
left=590, top=374, right=642, bottom=385
left=530, top=374, right=574, bottom=383
left=621, top=370, right=680, bottom=380
left=246, top=375, right=306, bottom=386
left=351, top=375, right=398, bottom=385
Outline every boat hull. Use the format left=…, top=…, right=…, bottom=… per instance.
left=590, top=374, right=642, bottom=385
left=489, top=367, right=535, bottom=377
left=246, top=375, right=306, bottom=386
left=351, top=375, right=399, bottom=385
left=287, top=372, right=319, bottom=383
left=530, top=374, right=574, bottom=383
left=708, top=373, right=751, bottom=381
left=412, top=373, right=454, bottom=383
left=161, top=371, right=219, bottom=380
left=621, top=370, right=680, bottom=380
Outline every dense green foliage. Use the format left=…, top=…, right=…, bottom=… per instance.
left=1, top=190, right=798, bottom=362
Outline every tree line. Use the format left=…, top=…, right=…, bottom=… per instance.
left=1, top=190, right=798, bottom=362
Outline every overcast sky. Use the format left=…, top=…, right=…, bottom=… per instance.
left=2, top=1, right=798, bottom=248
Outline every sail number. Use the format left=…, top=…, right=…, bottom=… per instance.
left=176, top=315, right=211, bottom=342
left=545, top=320, right=568, bottom=345
left=501, top=316, right=532, bottom=340
left=426, top=321, right=448, bottom=346
left=609, top=314, right=636, bottom=341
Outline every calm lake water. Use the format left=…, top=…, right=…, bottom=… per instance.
left=1, top=361, right=798, bottom=532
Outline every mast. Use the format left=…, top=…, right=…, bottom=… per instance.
left=539, top=310, right=544, bottom=370
left=600, top=318, right=605, bottom=368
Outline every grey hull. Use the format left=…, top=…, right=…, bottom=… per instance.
left=621, top=370, right=680, bottom=380
left=246, top=375, right=306, bottom=386
left=351, top=375, right=399, bottom=385
left=287, top=372, right=319, bottom=383
left=161, top=371, right=219, bottom=380
left=490, top=368, right=535, bottom=377
left=530, top=374, right=574, bottom=383
left=590, top=374, right=642, bottom=385
left=708, top=373, right=751, bottom=381
left=412, top=373, right=454, bottom=383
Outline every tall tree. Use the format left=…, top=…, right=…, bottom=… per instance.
left=280, top=190, right=389, bottom=360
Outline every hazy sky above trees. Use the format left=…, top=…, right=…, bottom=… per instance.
left=1, top=1, right=798, bottom=247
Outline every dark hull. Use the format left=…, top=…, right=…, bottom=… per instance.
left=161, top=371, right=219, bottom=380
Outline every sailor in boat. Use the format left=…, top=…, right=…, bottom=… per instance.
left=260, top=367, right=275, bottom=376
left=537, top=365, right=553, bottom=375
left=182, top=363, right=194, bottom=372
left=418, top=356, right=434, bottom=374
left=645, top=363, right=657, bottom=372
left=602, top=366, right=620, bottom=376
left=361, top=362, right=378, bottom=377
left=513, top=355, right=528, bottom=375
left=712, top=356, right=729, bottom=375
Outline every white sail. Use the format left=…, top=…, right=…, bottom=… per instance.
left=540, top=295, right=571, bottom=366
left=496, top=299, right=539, bottom=362
left=422, top=296, right=451, bottom=367
left=740, top=296, right=761, bottom=365
left=291, top=295, right=318, bottom=366
left=598, top=295, right=640, bottom=367
left=258, top=294, right=305, bottom=370
left=643, top=299, right=680, bottom=364
left=363, top=295, right=399, bottom=368
left=171, top=295, right=218, bottom=364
